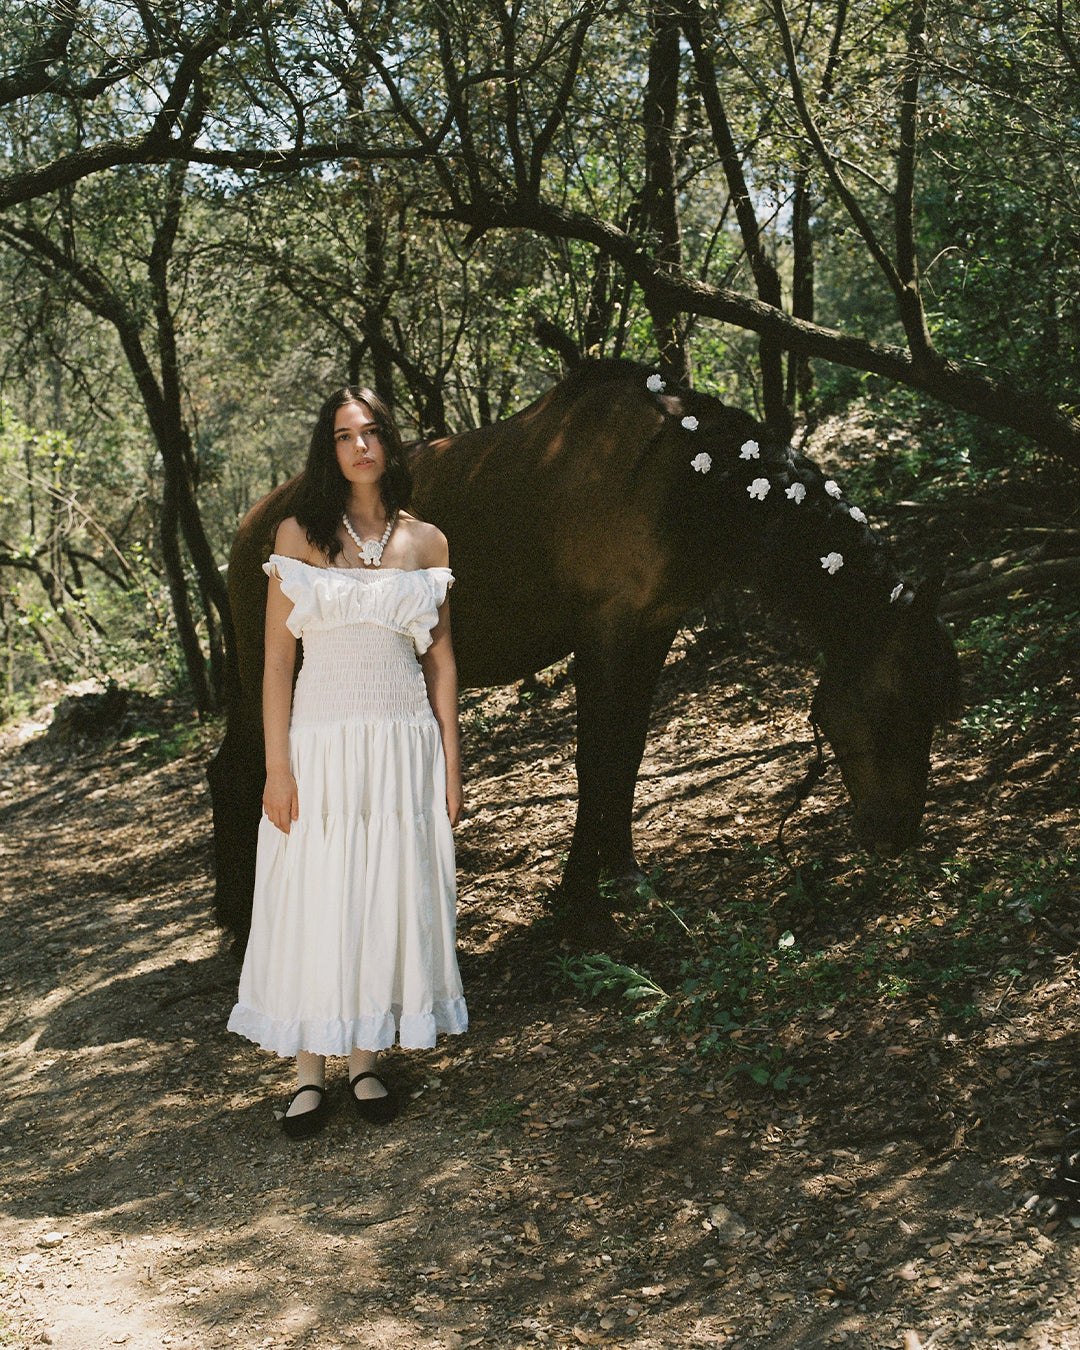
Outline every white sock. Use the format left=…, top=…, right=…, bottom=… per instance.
left=286, top=1051, right=326, bottom=1117
left=349, top=1048, right=387, bottom=1099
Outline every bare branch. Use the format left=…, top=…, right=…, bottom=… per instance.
left=771, top=0, right=904, bottom=297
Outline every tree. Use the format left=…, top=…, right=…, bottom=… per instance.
left=303, top=0, right=1080, bottom=458
left=4, top=0, right=1078, bottom=709
left=0, top=155, right=237, bottom=708
left=0, top=0, right=288, bottom=210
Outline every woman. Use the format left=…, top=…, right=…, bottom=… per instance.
left=227, top=387, right=466, bottom=1138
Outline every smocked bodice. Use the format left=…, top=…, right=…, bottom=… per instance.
left=263, top=555, right=453, bottom=727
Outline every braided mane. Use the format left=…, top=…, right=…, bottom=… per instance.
left=641, top=367, right=911, bottom=671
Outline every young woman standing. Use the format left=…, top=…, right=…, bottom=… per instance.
left=228, top=387, right=466, bottom=1137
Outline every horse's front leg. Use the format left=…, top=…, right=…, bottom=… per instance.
left=561, top=627, right=674, bottom=926
left=560, top=640, right=612, bottom=918
left=596, top=625, right=677, bottom=889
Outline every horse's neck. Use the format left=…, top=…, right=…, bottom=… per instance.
left=786, top=559, right=900, bottom=672
left=744, top=464, right=905, bottom=670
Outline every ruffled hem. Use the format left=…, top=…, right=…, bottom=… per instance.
left=227, top=998, right=468, bottom=1056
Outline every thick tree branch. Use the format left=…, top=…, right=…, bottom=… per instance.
left=0, top=0, right=80, bottom=108
left=939, top=557, right=1080, bottom=616
left=0, top=0, right=277, bottom=213
left=0, top=132, right=171, bottom=214
left=432, top=195, right=1080, bottom=462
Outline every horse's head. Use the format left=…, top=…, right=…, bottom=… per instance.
left=811, top=577, right=961, bottom=854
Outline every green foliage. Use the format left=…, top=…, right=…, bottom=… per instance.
left=2, top=0, right=1078, bottom=711
left=958, top=595, right=1080, bottom=740
left=725, top=1046, right=806, bottom=1093
left=558, top=838, right=1078, bottom=1091
left=473, top=1099, right=522, bottom=1129
left=555, top=953, right=670, bottom=1020
left=0, top=399, right=191, bottom=711
left=121, top=715, right=214, bottom=768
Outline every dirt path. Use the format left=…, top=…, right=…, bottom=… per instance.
left=1, top=600, right=1078, bottom=1349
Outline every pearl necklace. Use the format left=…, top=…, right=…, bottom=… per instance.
left=342, top=509, right=396, bottom=567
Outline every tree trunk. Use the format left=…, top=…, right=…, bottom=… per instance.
left=787, top=164, right=814, bottom=412
left=642, top=7, right=691, bottom=386
left=680, top=0, right=789, bottom=434
left=160, top=468, right=212, bottom=713
left=364, top=214, right=397, bottom=405
left=148, top=159, right=233, bottom=707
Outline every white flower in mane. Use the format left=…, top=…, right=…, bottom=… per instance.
left=691, top=452, right=712, bottom=474
left=825, top=480, right=842, bottom=499
left=739, top=440, right=760, bottom=459
left=820, top=551, right=844, bottom=574
left=849, top=506, right=867, bottom=524
left=785, top=482, right=807, bottom=504
left=646, top=373, right=666, bottom=393
left=890, top=582, right=905, bottom=603
left=681, top=415, right=699, bottom=431
left=748, top=477, right=771, bottom=501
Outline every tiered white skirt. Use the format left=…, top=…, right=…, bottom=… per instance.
left=227, top=623, right=467, bottom=1056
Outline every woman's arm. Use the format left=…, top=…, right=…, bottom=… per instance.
left=415, top=525, right=462, bottom=826
left=421, top=601, right=463, bottom=826
left=262, top=525, right=303, bottom=833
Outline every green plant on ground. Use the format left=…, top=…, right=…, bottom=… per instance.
left=555, top=954, right=670, bottom=1023
left=725, top=1044, right=806, bottom=1092
left=958, top=596, right=1080, bottom=736
left=474, top=1099, right=523, bottom=1129
left=123, top=716, right=215, bottom=767
left=557, top=843, right=1078, bottom=1089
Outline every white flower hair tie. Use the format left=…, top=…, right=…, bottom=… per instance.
left=821, top=552, right=844, bottom=574
left=739, top=440, right=760, bottom=459
left=691, top=452, right=712, bottom=474
left=646, top=373, right=666, bottom=393
left=748, top=477, right=771, bottom=501
left=824, top=480, right=842, bottom=499
left=785, top=482, right=807, bottom=504
left=681, top=415, right=699, bottom=431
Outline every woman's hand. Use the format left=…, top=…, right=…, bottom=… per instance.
left=446, top=772, right=464, bottom=828
left=263, top=767, right=299, bottom=835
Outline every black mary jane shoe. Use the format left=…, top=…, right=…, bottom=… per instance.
left=348, top=1070, right=399, bottom=1125
left=281, top=1083, right=330, bottom=1140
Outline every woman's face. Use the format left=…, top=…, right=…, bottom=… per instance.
left=334, top=401, right=386, bottom=486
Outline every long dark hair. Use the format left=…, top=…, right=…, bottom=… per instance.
left=294, top=386, right=413, bottom=563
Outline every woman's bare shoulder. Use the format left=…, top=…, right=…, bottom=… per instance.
left=398, top=514, right=449, bottom=568
left=272, top=516, right=320, bottom=562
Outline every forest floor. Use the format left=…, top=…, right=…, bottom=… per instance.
left=0, top=405, right=1078, bottom=1350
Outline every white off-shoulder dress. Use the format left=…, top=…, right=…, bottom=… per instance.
left=227, top=555, right=467, bottom=1057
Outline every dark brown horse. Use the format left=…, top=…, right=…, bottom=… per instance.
left=209, top=359, right=960, bottom=945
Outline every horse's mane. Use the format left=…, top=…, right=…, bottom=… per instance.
left=748, top=443, right=905, bottom=663
left=579, top=359, right=913, bottom=671
left=424, top=357, right=921, bottom=678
